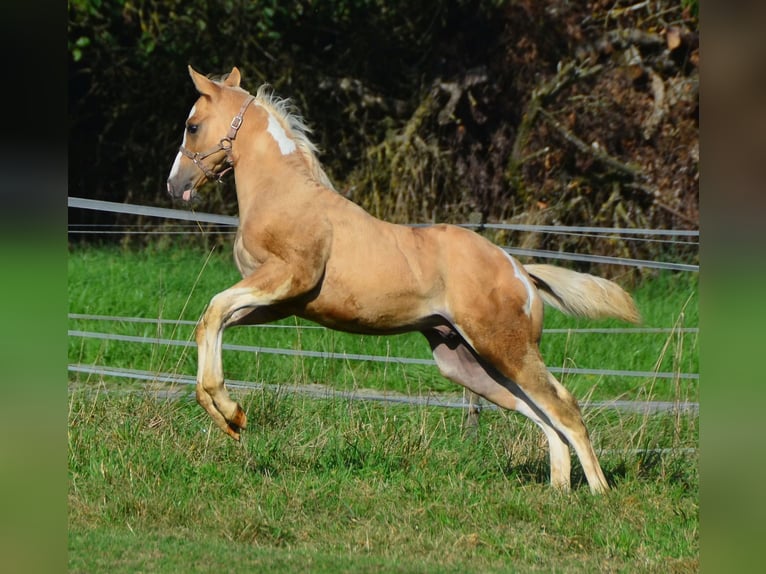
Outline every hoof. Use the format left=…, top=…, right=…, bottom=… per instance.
left=224, top=403, right=247, bottom=440
left=230, top=403, right=247, bottom=430
left=224, top=424, right=241, bottom=441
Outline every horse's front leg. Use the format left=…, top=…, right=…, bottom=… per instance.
left=195, top=268, right=306, bottom=440
left=194, top=299, right=256, bottom=439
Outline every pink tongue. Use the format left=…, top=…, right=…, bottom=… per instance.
left=183, top=189, right=191, bottom=202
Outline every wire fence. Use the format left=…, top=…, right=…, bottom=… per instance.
left=67, top=325, right=699, bottom=380
left=68, top=197, right=700, bottom=416
left=68, top=363, right=699, bottom=416
left=68, top=197, right=699, bottom=272
left=68, top=313, right=700, bottom=335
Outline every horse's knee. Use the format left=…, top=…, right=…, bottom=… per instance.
left=195, top=316, right=209, bottom=345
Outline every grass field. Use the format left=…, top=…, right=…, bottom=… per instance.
left=68, top=243, right=699, bottom=572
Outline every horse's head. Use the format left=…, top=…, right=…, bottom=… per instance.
left=166, top=65, right=255, bottom=202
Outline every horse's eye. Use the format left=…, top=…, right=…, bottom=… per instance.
left=187, top=124, right=199, bottom=135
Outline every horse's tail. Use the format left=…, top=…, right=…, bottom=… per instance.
left=523, top=264, right=641, bottom=324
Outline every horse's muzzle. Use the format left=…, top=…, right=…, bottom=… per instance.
left=167, top=180, right=196, bottom=202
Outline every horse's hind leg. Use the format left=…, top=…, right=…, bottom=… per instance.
left=503, top=350, right=609, bottom=493
left=423, top=327, right=572, bottom=490
left=463, top=390, right=482, bottom=436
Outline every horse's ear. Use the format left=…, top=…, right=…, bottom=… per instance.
left=223, top=67, right=241, bottom=88
left=188, top=65, right=219, bottom=97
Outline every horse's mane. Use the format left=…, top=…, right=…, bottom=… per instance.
left=209, top=73, right=336, bottom=191
left=253, top=84, right=336, bottom=191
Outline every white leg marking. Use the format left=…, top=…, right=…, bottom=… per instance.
left=204, top=284, right=287, bottom=323
left=208, top=281, right=293, bottom=321
left=502, top=250, right=536, bottom=316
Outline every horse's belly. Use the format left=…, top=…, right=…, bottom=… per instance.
left=297, top=288, right=436, bottom=335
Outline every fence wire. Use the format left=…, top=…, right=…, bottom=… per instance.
left=68, top=363, right=699, bottom=415
left=68, top=328, right=699, bottom=380
left=68, top=197, right=699, bottom=418
left=69, top=197, right=699, bottom=271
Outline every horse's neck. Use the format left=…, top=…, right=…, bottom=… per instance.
left=231, top=131, right=375, bottom=229
left=233, top=154, right=332, bottom=220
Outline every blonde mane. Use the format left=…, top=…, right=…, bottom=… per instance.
left=211, top=72, right=335, bottom=191
left=252, top=85, right=336, bottom=191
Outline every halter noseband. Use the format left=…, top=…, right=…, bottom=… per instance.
left=178, top=94, right=256, bottom=182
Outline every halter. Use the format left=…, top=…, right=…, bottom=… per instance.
left=178, top=94, right=256, bottom=181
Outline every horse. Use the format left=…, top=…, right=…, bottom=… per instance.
left=166, top=66, right=640, bottom=493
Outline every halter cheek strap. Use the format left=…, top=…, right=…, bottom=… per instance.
left=179, top=94, right=256, bottom=182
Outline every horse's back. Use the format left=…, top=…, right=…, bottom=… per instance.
left=293, top=214, right=448, bottom=331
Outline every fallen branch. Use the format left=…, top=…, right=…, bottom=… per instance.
left=437, top=67, right=488, bottom=125
left=538, top=107, right=643, bottom=179
left=624, top=183, right=698, bottom=226
left=643, top=68, right=667, bottom=140
left=508, top=60, right=602, bottom=171
left=535, top=106, right=696, bottom=226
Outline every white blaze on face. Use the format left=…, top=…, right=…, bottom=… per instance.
left=502, top=250, right=536, bottom=317
left=168, top=104, right=196, bottom=181
left=265, top=110, right=297, bottom=155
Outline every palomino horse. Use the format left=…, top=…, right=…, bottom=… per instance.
left=167, top=66, right=640, bottom=493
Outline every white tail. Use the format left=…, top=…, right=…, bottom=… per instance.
left=523, top=264, right=640, bottom=324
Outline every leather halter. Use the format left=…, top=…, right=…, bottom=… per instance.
left=178, top=94, right=256, bottom=181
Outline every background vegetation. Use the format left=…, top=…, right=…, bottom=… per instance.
left=68, top=0, right=698, bottom=268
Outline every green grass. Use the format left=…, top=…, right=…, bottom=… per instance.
left=68, top=243, right=698, bottom=403
left=68, top=243, right=698, bottom=572
left=68, top=388, right=698, bottom=572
